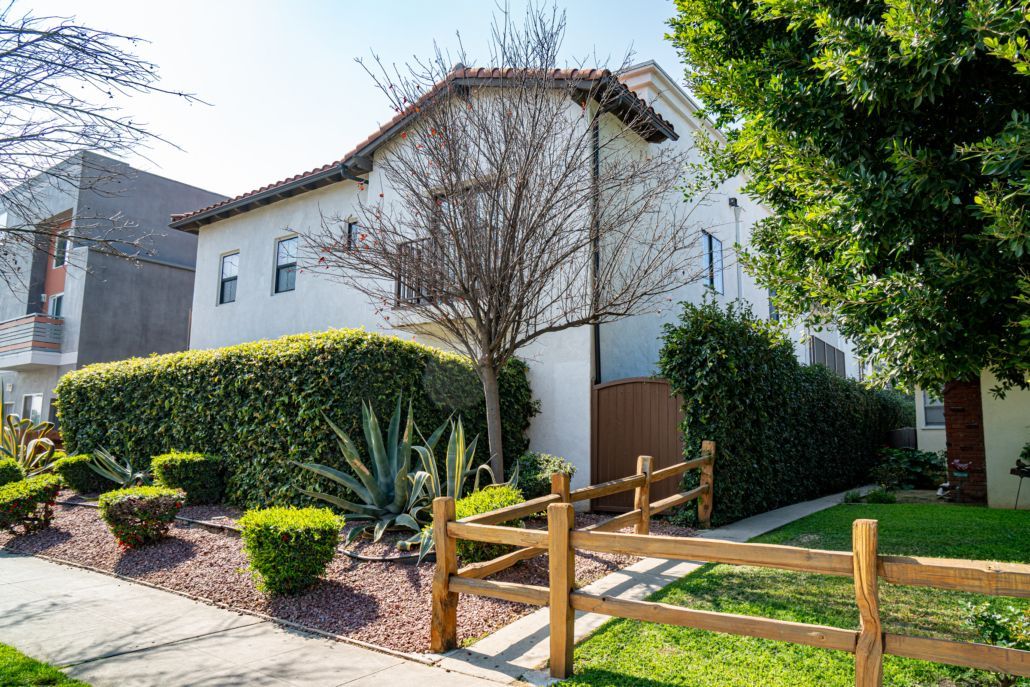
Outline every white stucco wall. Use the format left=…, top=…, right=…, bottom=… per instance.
left=980, top=371, right=1030, bottom=509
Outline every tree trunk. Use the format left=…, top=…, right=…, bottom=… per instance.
left=479, top=362, right=505, bottom=479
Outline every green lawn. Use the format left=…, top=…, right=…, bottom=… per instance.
left=566, top=503, right=1030, bottom=687
left=0, top=644, right=89, bottom=686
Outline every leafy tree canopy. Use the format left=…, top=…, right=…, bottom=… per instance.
left=668, top=0, right=1030, bottom=391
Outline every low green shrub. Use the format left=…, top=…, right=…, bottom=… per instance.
left=152, top=452, right=225, bottom=505
left=454, top=485, right=525, bottom=563
left=239, top=506, right=342, bottom=595
left=842, top=490, right=863, bottom=504
left=98, top=486, right=184, bottom=548
left=0, top=474, right=61, bottom=533
left=659, top=301, right=913, bottom=525
left=871, top=447, right=947, bottom=491
left=863, top=488, right=898, bottom=504
left=53, top=454, right=113, bottom=494
left=55, top=329, right=537, bottom=508
left=507, top=452, right=576, bottom=500
left=0, top=457, right=24, bottom=487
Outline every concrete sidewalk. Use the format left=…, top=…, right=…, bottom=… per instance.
left=0, top=551, right=506, bottom=687
left=431, top=486, right=868, bottom=685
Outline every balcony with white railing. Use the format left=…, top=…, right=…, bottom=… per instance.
left=0, top=314, right=64, bottom=369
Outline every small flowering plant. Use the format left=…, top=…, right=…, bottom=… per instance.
left=98, top=486, right=185, bottom=549
left=0, top=474, right=60, bottom=534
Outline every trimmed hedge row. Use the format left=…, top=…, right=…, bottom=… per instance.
left=153, top=452, right=225, bottom=505
left=659, top=301, right=914, bottom=526
left=55, top=329, right=537, bottom=508
left=54, top=454, right=112, bottom=494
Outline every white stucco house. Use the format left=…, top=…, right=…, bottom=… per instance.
left=170, top=61, right=862, bottom=488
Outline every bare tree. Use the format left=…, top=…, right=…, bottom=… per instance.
left=306, top=5, right=714, bottom=475
left=0, top=2, right=200, bottom=290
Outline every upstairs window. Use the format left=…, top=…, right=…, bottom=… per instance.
left=47, top=293, right=63, bottom=318
left=274, top=236, right=298, bottom=294
left=809, top=335, right=847, bottom=377
left=702, top=231, right=724, bottom=294
left=53, top=232, right=68, bottom=268
left=922, top=388, right=945, bottom=427
left=219, top=252, right=239, bottom=305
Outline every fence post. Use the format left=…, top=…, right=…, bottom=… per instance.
left=634, top=455, right=653, bottom=535
left=430, top=497, right=458, bottom=653
left=853, top=519, right=883, bottom=687
left=698, top=440, right=716, bottom=528
left=548, top=502, right=575, bottom=679
left=551, top=471, right=571, bottom=503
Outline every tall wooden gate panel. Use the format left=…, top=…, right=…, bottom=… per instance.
left=590, top=378, right=684, bottom=512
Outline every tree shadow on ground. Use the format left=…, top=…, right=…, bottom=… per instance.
left=266, top=580, right=381, bottom=634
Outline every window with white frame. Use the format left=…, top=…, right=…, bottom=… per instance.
left=702, top=231, right=724, bottom=293
left=274, top=236, right=298, bottom=294
left=47, top=293, right=63, bottom=318
left=21, top=394, right=42, bottom=424
left=922, top=388, right=945, bottom=426
left=219, top=252, right=239, bottom=305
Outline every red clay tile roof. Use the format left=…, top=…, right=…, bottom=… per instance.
left=170, top=66, right=676, bottom=230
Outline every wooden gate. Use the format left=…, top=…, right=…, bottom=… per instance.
left=590, top=377, right=684, bottom=512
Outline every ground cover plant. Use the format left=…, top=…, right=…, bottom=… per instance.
left=0, top=457, right=23, bottom=487
left=97, top=486, right=184, bottom=548
left=566, top=503, right=1030, bottom=686
left=872, top=448, right=947, bottom=491
left=0, top=643, right=89, bottom=686
left=56, top=329, right=536, bottom=508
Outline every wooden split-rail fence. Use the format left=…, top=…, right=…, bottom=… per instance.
left=430, top=440, right=1030, bottom=684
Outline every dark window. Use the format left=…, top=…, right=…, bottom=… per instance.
left=347, top=222, right=359, bottom=250
left=809, top=335, right=847, bottom=377
left=53, top=232, right=68, bottom=268
left=768, top=289, right=779, bottom=322
left=702, top=232, right=724, bottom=293
left=275, top=236, right=298, bottom=294
left=219, top=253, right=238, bottom=305
left=47, top=294, right=63, bottom=318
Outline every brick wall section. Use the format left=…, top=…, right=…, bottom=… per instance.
left=943, top=377, right=987, bottom=503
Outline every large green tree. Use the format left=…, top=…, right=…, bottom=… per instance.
left=668, top=0, right=1030, bottom=391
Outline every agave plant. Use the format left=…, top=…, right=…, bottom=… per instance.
left=294, top=398, right=428, bottom=544
left=405, top=417, right=517, bottom=560
left=0, top=389, right=56, bottom=476
left=87, top=448, right=151, bottom=487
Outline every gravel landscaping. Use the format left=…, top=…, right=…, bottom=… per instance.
left=0, top=493, right=694, bottom=653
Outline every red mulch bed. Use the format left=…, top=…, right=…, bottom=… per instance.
left=0, top=495, right=694, bottom=653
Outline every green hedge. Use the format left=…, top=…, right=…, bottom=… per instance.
left=55, top=329, right=537, bottom=508
left=454, top=485, right=526, bottom=563
left=0, top=475, right=61, bottom=534
left=98, top=486, right=185, bottom=548
left=659, top=301, right=913, bottom=526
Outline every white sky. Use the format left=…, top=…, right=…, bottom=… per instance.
left=27, top=0, right=683, bottom=207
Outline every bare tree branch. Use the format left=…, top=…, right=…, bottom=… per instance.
left=304, top=3, right=717, bottom=473
left=0, top=2, right=202, bottom=291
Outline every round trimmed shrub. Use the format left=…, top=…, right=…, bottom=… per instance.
left=98, top=486, right=184, bottom=548
left=53, top=454, right=113, bottom=494
left=0, top=457, right=24, bottom=487
left=454, top=485, right=525, bottom=563
left=507, top=452, right=576, bottom=500
left=0, top=474, right=61, bottom=533
left=152, top=452, right=225, bottom=505
left=239, top=506, right=341, bottom=595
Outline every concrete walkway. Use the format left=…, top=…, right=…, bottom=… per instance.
left=0, top=551, right=506, bottom=687
left=431, top=486, right=867, bottom=685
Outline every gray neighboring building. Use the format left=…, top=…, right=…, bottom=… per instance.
left=0, top=152, right=225, bottom=424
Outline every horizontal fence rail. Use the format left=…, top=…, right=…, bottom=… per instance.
left=431, top=439, right=1030, bottom=685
